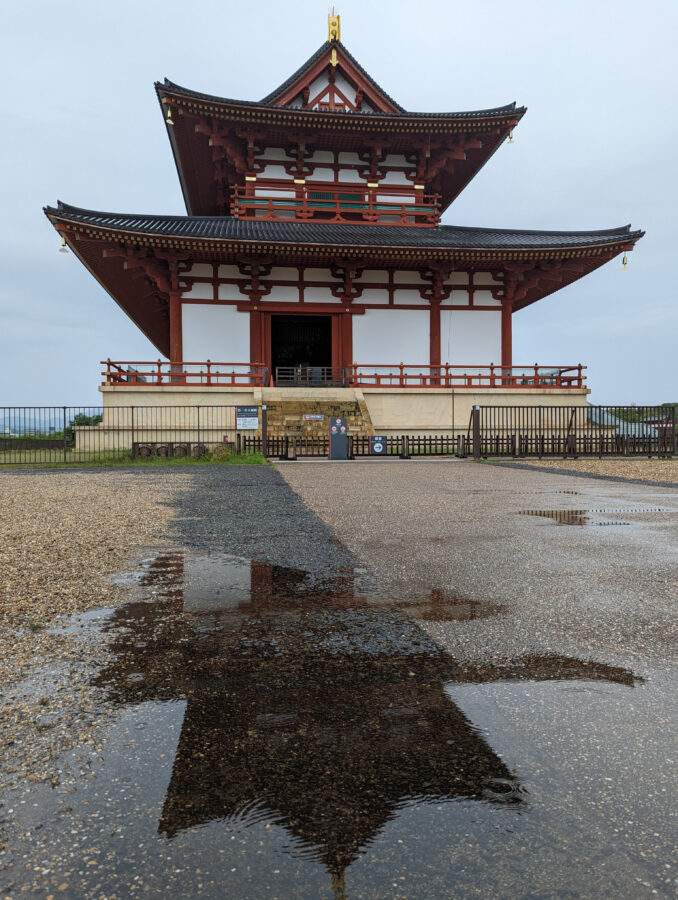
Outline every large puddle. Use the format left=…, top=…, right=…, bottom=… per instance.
left=1, top=554, right=675, bottom=898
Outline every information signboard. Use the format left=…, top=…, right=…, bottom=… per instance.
left=370, top=436, right=387, bottom=455
left=236, top=406, right=259, bottom=430
left=329, top=417, right=348, bottom=460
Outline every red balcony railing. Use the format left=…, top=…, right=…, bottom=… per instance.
left=102, top=361, right=585, bottom=390
left=231, top=180, right=440, bottom=226
left=101, top=360, right=268, bottom=386
left=346, top=364, right=586, bottom=389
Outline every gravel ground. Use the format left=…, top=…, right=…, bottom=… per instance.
left=499, top=457, right=678, bottom=484
left=0, top=469, right=190, bottom=797
left=0, top=467, right=352, bottom=800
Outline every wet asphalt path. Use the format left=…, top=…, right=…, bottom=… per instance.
left=1, top=462, right=676, bottom=899
left=168, top=466, right=355, bottom=577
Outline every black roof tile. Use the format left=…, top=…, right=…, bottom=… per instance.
left=157, top=39, right=524, bottom=122
left=45, top=203, right=643, bottom=251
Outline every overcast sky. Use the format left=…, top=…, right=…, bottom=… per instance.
left=1, top=0, right=676, bottom=406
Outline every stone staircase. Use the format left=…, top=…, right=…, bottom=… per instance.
left=261, top=388, right=375, bottom=438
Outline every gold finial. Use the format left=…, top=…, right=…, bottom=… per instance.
left=328, top=8, right=341, bottom=42
left=59, top=234, right=69, bottom=254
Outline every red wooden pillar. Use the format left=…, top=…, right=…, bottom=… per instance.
left=250, top=309, right=263, bottom=365
left=341, top=310, right=353, bottom=368
left=429, top=301, right=441, bottom=367
left=501, top=299, right=513, bottom=370
left=169, top=290, right=183, bottom=363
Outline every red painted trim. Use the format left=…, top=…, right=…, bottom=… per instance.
left=501, top=300, right=513, bottom=368
left=271, top=48, right=401, bottom=114
left=236, top=301, right=365, bottom=314
left=170, top=292, right=183, bottom=362
left=331, top=313, right=342, bottom=367
left=250, top=309, right=263, bottom=364
left=341, top=311, right=353, bottom=367
left=430, top=303, right=441, bottom=367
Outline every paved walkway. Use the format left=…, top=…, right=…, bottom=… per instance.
left=277, top=459, right=678, bottom=669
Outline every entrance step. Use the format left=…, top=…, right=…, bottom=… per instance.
left=261, top=388, right=374, bottom=438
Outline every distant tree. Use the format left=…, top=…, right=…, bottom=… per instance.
left=64, top=413, right=103, bottom=442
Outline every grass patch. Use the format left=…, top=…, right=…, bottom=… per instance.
left=0, top=449, right=270, bottom=469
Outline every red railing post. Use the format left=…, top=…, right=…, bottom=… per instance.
left=157, top=359, right=163, bottom=385
left=206, top=359, right=212, bottom=385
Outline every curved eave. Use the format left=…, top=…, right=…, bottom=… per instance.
left=156, top=82, right=525, bottom=215
left=156, top=80, right=525, bottom=131
left=45, top=205, right=643, bottom=317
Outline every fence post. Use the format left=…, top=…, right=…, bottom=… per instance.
left=131, top=406, right=135, bottom=458
left=261, top=405, right=268, bottom=457
left=472, top=406, right=481, bottom=459
left=63, top=407, right=68, bottom=463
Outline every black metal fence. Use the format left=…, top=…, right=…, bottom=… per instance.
left=1, top=404, right=675, bottom=466
left=240, top=433, right=471, bottom=459
left=0, top=406, right=239, bottom=466
left=274, top=366, right=351, bottom=387
left=474, top=405, right=677, bottom=459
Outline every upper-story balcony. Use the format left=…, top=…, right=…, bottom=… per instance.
left=231, top=180, right=441, bottom=227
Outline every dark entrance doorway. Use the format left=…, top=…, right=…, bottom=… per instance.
left=271, top=315, right=333, bottom=383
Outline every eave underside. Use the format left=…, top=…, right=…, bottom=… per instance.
left=45, top=206, right=643, bottom=356
left=157, top=87, right=524, bottom=216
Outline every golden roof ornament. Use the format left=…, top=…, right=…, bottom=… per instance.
left=327, top=9, right=341, bottom=42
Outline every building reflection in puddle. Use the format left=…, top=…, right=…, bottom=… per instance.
left=94, top=553, right=640, bottom=892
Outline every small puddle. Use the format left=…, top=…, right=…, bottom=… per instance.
left=518, top=507, right=669, bottom=526
left=3, top=552, right=662, bottom=898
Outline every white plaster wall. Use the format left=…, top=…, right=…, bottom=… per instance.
left=338, top=152, right=360, bottom=165
left=441, top=310, right=502, bottom=366
left=218, top=285, right=240, bottom=300
left=182, top=283, right=213, bottom=300
left=475, top=271, right=502, bottom=284
left=383, top=154, right=408, bottom=168
left=379, top=171, right=410, bottom=186
left=183, top=263, right=212, bottom=278
left=448, top=289, right=470, bottom=306
left=335, top=73, right=356, bottom=104
left=360, top=269, right=387, bottom=284
left=217, top=265, right=240, bottom=280
left=268, top=285, right=299, bottom=302
left=337, top=169, right=364, bottom=183
left=257, top=165, right=288, bottom=181
left=310, top=150, right=333, bottom=163
left=306, top=168, right=335, bottom=181
left=353, top=309, right=429, bottom=364
left=304, top=268, right=332, bottom=281
left=394, top=271, right=423, bottom=284
left=446, top=272, right=468, bottom=285
left=182, top=305, right=250, bottom=362
left=473, top=290, right=501, bottom=307
left=268, top=267, right=298, bottom=281
left=303, top=288, right=341, bottom=303
left=255, top=147, right=287, bottom=161
left=360, top=290, right=389, bottom=305
left=308, top=73, right=329, bottom=99
left=393, top=289, right=428, bottom=306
